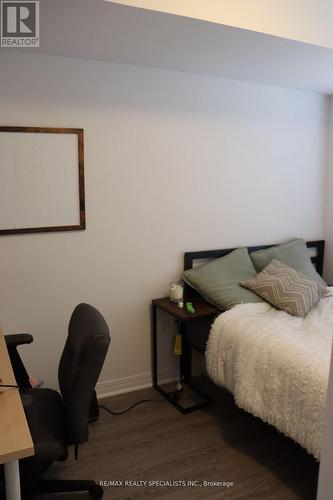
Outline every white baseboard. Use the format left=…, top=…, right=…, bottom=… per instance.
left=96, top=367, right=178, bottom=399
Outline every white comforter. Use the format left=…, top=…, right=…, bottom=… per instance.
left=206, top=290, right=333, bottom=459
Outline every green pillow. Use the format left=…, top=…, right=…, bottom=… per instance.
left=250, top=238, right=326, bottom=286
left=182, top=247, right=263, bottom=310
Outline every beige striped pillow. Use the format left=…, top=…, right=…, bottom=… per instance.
left=240, top=259, right=327, bottom=317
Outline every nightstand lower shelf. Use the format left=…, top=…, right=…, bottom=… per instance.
left=154, top=379, right=212, bottom=414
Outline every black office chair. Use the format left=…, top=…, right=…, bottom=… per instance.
left=5, top=303, right=111, bottom=499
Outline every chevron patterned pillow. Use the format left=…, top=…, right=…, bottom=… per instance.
left=240, top=259, right=328, bottom=317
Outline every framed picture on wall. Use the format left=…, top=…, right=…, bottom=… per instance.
left=0, top=126, right=85, bottom=235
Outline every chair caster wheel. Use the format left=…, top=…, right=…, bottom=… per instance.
left=90, top=484, right=104, bottom=499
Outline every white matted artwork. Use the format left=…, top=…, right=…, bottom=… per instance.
left=0, top=127, right=85, bottom=235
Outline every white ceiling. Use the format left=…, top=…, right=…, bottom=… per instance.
left=6, top=0, right=333, bottom=94
left=108, top=0, right=333, bottom=50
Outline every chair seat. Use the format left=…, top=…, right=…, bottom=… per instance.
left=20, top=388, right=68, bottom=467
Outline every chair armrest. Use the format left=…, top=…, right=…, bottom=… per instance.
left=4, top=334, right=33, bottom=389
left=5, top=333, right=34, bottom=348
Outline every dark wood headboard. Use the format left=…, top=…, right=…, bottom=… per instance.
left=184, top=240, right=325, bottom=275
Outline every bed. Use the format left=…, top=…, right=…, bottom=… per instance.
left=183, top=240, right=330, bottom=459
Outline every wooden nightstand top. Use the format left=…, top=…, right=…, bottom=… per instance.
left=152, top=297, right=219, bottom=321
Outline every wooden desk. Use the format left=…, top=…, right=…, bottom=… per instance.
left=0, top=328, right=34, bottom=500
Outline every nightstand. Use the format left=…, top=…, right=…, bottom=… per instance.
left=151, top=297, right=219, bottom=413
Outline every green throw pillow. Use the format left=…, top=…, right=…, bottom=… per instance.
left=250, top=238, right=326, bottom=286
left=182, top=247, right=263, bottom=310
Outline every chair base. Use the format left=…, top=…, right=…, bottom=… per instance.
left=23, top=479, right=103, bottom=499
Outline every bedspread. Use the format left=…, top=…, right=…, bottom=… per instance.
left=206, top=289, right=333, bottom=458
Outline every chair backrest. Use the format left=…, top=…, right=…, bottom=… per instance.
left=58, top=303, right=110, bottom=445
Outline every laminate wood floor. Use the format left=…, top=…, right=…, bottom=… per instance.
left=47, top=381, right=319, bottom=500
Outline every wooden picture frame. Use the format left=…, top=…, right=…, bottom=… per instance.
left=0, top=126, right=85, bottom=235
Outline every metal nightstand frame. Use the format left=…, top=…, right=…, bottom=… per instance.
left=151, top=298, right=218, bottom=414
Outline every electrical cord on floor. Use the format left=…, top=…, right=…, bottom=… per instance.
left=98, top=398, right=166, bottom=416
left=0, top=384, right=19, bottom=388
